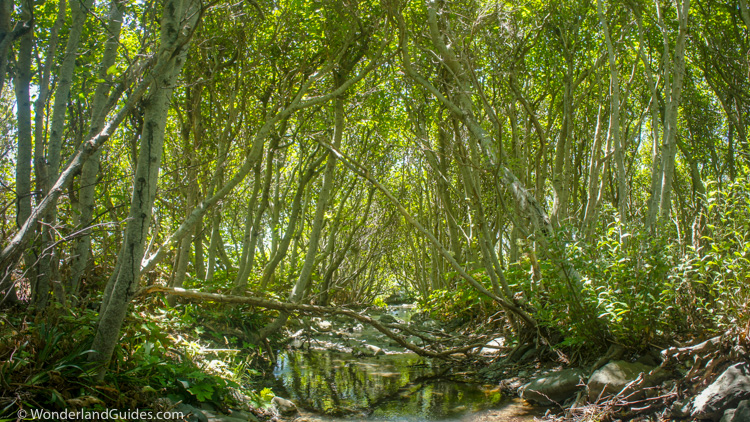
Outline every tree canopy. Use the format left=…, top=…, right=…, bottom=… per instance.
left=0, top=0, right=748, bottom=376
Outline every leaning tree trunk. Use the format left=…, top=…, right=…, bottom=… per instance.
left=259, top=96, right=343, bottom=338
left=233, top=143, right=277, bottom=294
left=89, top=0, right=200, bottom=373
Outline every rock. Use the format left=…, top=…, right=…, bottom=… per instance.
left=199, top=401, right=216, bottom=412
left=203, top=409, right=259, bottom=422
left=735, top=400, right=750, bottom=420
left=590, top=344, right=625, bottom=373
left=316, top=319, right=333, bottom=332
left=385, top=293, right=407, bottom=304
left=379, top=314, right=397, bottom=324
left=520, top=368, right=585, bottom=405
left=479, top=338, right=506, bottom=355
left=422, top=320, right=438, bottom=329
left=354, top=344, right=385, bottom=356
left=271, top=396, right=298, bottom=416
left=174, top=403, right=209, bottom=422
left=691, top=363, right=750, bottom=421
left=720, top=409, right=736, bottom=422
left=671, top=400, right=691, bottom=418
left=519, top=347, right=538, bottom=363
left=720, top=400, right=750, bottom=422
left=635, top=350, right=660, bottom=367
left=587, top=360, right=652, bottom=402
left=365, top=344, right=385, bottom=356
left=406, top=336, right=421, bottom=345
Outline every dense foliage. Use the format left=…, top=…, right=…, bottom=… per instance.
left=0, top=0, right=749, bottom=414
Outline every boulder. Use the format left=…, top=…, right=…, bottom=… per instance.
left=353, top=344, right=385, bottom=356
left=719, top=400, right=750, bottom=422
left=421, top=320, right=438, bottom=329
left=587, top=360, right=652, bottom=402
left=379, top=314, right=397, bottom=324
left=406, top=336, right=421, bottom=345
left=271, top=397, right=298, bottom=416
left=520, top=368, right=585, bottom=405
left=202, top=409, right=260, bottom=422
left=479, top=338, right=506, bottom=355
left=365, top=344, right=385, bottom=356
left=316, top=320, right=333, bottom=332
left=174, top=403, right=209, bottom=422
left=691, top=363, right=750, bottom=421
left=720, top=409, right=736, bottom=422
left=385, top=293, right=407, bottom=304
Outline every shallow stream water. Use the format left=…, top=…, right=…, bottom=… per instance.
left=271, top=305, right=543, bottom=421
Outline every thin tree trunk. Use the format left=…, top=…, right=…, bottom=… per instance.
left=259, top=95, right=344, bottom=337
left=35, top=0, right=92, bottom=308
left=12, top=0, right=33, bottom=305
left=233, top=142, right=278, bottom=294
left=582, top=102, right=605, bottom=238
left=169, top=123, right=198, bottom=305
left=597, top=0, right=627, bottom=226
left=647, top=0, right=690, bottom=228
left=259, top=154, right=324, bottom=290
left=90, top=0, right=199, bottom=372
left=69, top=0, right=124, bottom=296
left=234, top=162, right=263, bottom=289
left=0, top=0, right=32, bottom=95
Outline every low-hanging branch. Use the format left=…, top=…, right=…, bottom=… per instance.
left=138, top=286, right=491, bottom=359
left=315, top=140, right=538, bottom=330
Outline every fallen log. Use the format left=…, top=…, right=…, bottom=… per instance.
left=138, top=286, right=484, bottom=359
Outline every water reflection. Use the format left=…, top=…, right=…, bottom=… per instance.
left=273, top=350, right=505, bottom=420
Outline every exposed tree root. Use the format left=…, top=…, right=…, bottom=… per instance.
left=138, top=286, right=491, bottom=359
left=547, top=330, right=750, bottom=422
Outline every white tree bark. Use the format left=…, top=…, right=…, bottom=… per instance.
left=90, top=0, right=200, bottom=370
left=597, top=0, right=627, bottom=226
left=647, top=0, right=690, bottom=228
left=35, top=0, right=93, bottom=308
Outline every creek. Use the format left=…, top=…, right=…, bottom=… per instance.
left=270, top=305, right=543, bottom=421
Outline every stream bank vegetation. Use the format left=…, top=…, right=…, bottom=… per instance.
left=0, top=0, right=749, bottom=420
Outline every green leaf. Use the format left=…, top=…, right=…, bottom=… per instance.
left=188, top=383, right=214, bottom=402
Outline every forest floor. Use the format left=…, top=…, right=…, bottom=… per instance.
left=270, top=303, right=750, bottom=422
left=2, top=297, right=748, bottom=422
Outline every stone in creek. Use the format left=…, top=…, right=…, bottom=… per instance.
left=479, top=337, right=506, bottom=355
left=520, top=368, right=585, bottom=405
left=587, top=360, right=653, bottom=402
left=720, top=399, right=750, bottom=422
left=272, top=396, right=298, bottom=416
left=174, top=403, right=209, bottom=422
left=202, top=409, right=259, bottom=422
left=692, top=362, right=750, bottom=421
left=313, top=318, right=333, bottom=332
left=366, top=344, right=385, bottom=356
left=353, top=344, right=385, bottom=356
left=379, top=314, right=397, bottom=324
